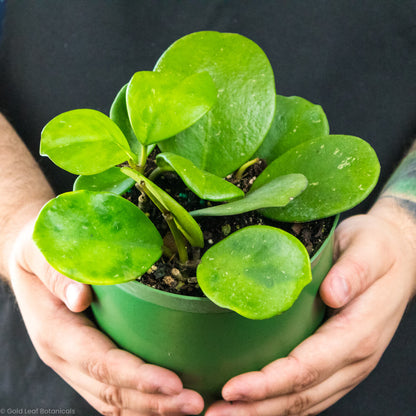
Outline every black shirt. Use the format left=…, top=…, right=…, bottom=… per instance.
left=0, top=1, right=415, bottom=414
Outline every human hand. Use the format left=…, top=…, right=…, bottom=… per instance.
left=9, top=220, right=204, bottom=415
left=206, top=200, right=416, bottom=416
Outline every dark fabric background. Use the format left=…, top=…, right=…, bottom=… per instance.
left=0, top=1, right=415, bottom=414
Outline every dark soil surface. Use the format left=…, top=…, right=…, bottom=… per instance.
left=124, top=158, right=334, bottom=297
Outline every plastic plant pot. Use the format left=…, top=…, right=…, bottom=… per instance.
left=91, top=215, right=339, bottom=407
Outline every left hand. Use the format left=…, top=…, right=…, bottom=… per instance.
left=206, top=201, right=416, bottom=415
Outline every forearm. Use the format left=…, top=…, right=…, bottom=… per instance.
left=0, top=114, right=54, bottom=281
left=370, top=139, right=416, bottom=295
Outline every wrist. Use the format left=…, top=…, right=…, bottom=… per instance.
left=369, top=197, right=416, bottom=297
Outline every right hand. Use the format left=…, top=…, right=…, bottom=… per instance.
left=9, top=219, right=204, bottom=415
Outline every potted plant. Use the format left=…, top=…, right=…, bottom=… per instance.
left=32, top=31, right=380, bottom=405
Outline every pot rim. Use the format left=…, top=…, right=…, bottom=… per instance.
left=95, top=214, right=340, bottom=313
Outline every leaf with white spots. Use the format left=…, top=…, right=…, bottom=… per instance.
left=251, top=135, right=380, bottom=222
left=197, top=226, right=312, bottom=319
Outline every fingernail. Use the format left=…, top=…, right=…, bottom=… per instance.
left=332, top=276, right=350, bottom=305
left=65, top=283, right=83, bottom=310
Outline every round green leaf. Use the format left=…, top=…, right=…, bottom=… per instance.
left=126, top=71, right=217, bottom=145
left=40, top=109, right=134, bottom=175
left=252, top=135, right=381, bottom=222
left=256, top=95, right=330, bottom=162
left=110, top=83, right=141, bottom=158
left=156, top=152, right=244, bottom=202
left=73, top=167, right=135, bottom=195
left=190, top=174, right=307, bottom=217
left=197, top=226, right=312, bottom=320
left=33, top=191, right=163, bottom=284
left=121, top=167, right=204, bottom=248
left=155, top=31, right=276, bottom=177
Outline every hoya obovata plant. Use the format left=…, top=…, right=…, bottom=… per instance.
left=33, top=31, right=380, bottom=320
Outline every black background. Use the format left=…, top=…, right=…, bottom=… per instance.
left=0, top=1, right=415, bottom=414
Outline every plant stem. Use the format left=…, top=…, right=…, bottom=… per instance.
left=234, top=157, right=259, bottom=181
left=164, top=213, right=189, bottom=264
left=148, top=166, right=173, bottom=182
left=121, top=167, right=189, bottom=264
left=138, top=145, right=148, bottom=173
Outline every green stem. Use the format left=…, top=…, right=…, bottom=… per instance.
left=121, top=166, right=189, bottom=263
left=164, top=213, right=189, bottom=264
left=148, top=166, right=173, bottom=182
left=138, top=145, right=148, bottom=173
left=235, top=157, right=259, bottom=181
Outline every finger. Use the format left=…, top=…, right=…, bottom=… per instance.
left=221, top=296, right=385, bottom=403
left=320, top=217, right=394, bottom=308
left=59, top=367, right=203, bottom=416
left=15, top=220, right=92, bottom=312
left=13, top=267, right=205, bottom=414
left=208, top=358, right=373, bottom=416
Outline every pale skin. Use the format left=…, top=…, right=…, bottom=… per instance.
left=1, top=111, right=415, bottom=415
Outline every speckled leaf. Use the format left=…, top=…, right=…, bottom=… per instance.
left=40, top=109, right=135, bottom=175
left=73, top=167, right=135, bottom=195
left=252, top=135, right=380, bottom=222
left=33, top=191, right=163, bottom=284
left=155, top=31, right=276, bottom=177
left=156, top=152, right=244, bottom=202
left=126, top=71, right=217, bottom=145
left=197, top=226, right=312, bottom=320
left=121, top=167, right=204, bottom=248
left=190, top=174, right=307, bottom=217
left=256, top=95, right=329, bottom=162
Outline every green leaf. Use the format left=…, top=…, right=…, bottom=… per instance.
left=121, top=167, right=204, bottom=248
left=190, top=174, right=307, bottom=217
left=40, top=109, right=134, bottom=175
left=110, top=83, right=142, bottom=158
left=197, top=226, right=312, bottom=319
left=252, top=135, right=381, bottom=222
left=256, top=95, right=329, bottom=162
left=33, top=191, right=163, bottom=284
left=73, top=167, right=135, bottom=195
left=126, top=71, right=217, bottom=145
left=156, top=152, right=244, bottom=202
left=155, top=31, right=276, bottom=177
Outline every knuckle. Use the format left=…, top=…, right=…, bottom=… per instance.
left=87, top=357, right=111, bottom=384
left=347, top=258, right=369, bottom=294
left=145, top=395, right=165, bottom=415
left=353, top=331, right=380, bottom=361
left=287, top=393, right=311, bottom=415
left=290, top=358, right=320, bottom=392
left=99, top=384, right=123, bottom=407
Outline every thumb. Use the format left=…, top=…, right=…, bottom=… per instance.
left=12, top=221, right=92, bottom=312
left=320, top=217, right=394, bottom=309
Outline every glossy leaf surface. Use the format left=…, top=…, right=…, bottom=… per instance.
left=33, top=191, right=163, bottom=284
left=155, top=31, right=276, bottom=177
left=40, top=109, right=134, bottom=175
left=190, top=174, right=307, bottom=217
left=252, top=135, right=381, bottom=222
left=126, top=71, right=217, bottom=145
left=121, top=167, right=204, bottom=248
left=73, top=167, right=135, bottom=195
left=156, top=152, right=244, bottom=202
left=197, top=226, right=312, bottom=320
left=256, top=95, right=329, bottom=162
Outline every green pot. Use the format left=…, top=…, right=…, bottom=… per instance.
left=91, top=215, right=338, bottom=404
